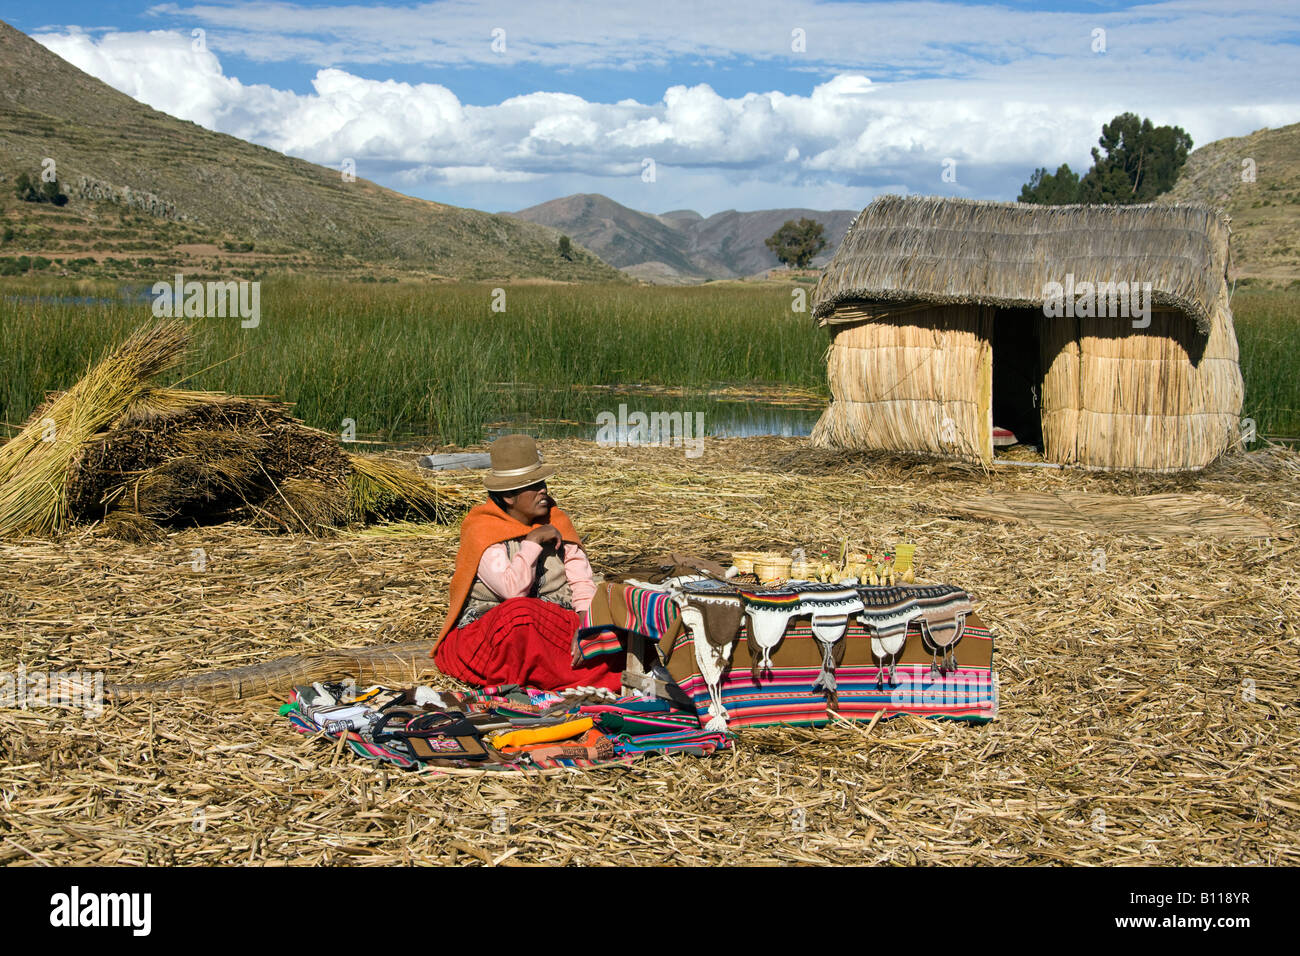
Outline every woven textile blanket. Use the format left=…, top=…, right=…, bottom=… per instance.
left=664, top=616, right=997, bottom=728
left=575, top=582, right=683, bottom=662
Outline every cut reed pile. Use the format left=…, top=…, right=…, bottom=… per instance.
left=1, top=437, right=1295, bottom=865
left=0, top=322, right=473, bottom=539
left=0, top=321, right=189, bottom=536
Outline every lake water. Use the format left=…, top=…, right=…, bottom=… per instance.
left=480, top=386, right=824, bottom=441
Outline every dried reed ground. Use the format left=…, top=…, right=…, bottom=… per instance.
left=1, top=438, right=1296, bottom=866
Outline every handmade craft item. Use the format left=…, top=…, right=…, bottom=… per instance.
left=881, top=552, right=897, bottom=586
left=674, top=598, right=737, bottom=732
left=855, top=583, right=973, bottom=685
left=894, top=543, right=917, bottom=583
left=740, top=583, right=865, bottom=680
left=489, top=716, right=595, bottom=750
left=809, top=595, right=864, bottom=699
left=914, top=586, right=974, bottom=674
left=755, top=553, right=792, bottom=584
left=668, top=581, right=749, bottom=730
left=789, top=558, right=814, bottom=581
left=665, top=615, right=997, bottom=730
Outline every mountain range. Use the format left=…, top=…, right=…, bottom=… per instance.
left=510, top=193, right=859, bottom=283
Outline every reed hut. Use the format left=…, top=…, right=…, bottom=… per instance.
left=810, top=195, right=1244, bottom=471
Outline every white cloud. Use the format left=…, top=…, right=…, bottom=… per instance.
left=32, top=1, right=1300, bottom=215
left=132, top=0, right=1299, bottom=80
left=397, top=165, right=543, bottom=185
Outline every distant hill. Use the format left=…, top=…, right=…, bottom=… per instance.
left=0, top=20, right=622, bottom=282
left=511, top=193, right=859, bottom=283
left=1160, top=122, right=1300, bottom=286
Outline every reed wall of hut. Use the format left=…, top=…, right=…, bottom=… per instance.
left=811, top=305, right=994, bottom=465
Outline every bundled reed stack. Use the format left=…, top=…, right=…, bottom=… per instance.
left=810, top=195, right=1244, bottom=472
left=0, top=322, right=472, bottom=539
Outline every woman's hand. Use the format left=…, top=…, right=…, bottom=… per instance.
left=524, top=524, right=563, bottom=549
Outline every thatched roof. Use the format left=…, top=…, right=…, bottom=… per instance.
left=812, top=195, right=1230, bottom=333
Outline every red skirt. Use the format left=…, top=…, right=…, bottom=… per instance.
left=434, top=597, right=622, bottom=693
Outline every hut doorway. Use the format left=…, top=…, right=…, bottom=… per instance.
left=991, top=309, right=1044, bottom=449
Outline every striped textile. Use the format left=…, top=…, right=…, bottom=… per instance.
left=448, top=685, right=568, bottom=719
left=477, top=685, right=567, bottom=708
left=575, top=630, right=624, bottom=661
left=627, top=586, right=681, bottom=643
left=593, top=711, right=706, bottom=735
left=282, top=684, right=723, bottom=774
left=848, top=583, right=974, bottom=644
left=286, top=710, right=419, bottom=769
left=610, top=729, right=734, bottom=757
left=286, top=704, right=642, bottom=773
left=576, top=584, right=683, bottom=660
left=578, top=698, right=676, bottom=715
left=669, top=619, right=997, bottom=728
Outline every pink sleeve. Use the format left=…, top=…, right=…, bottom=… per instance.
left=476, top=540, right=543, bottom=600
left=564, top=544, right=597, bottom=614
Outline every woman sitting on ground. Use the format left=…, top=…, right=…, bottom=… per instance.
left=430, top=434, right=622, bottom=694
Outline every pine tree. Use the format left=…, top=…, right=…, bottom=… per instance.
left=1016, top=114, right=1192, bottom=206
left=1077, top=114, right=1192, bottom=203
left=1018, top=164, right=1081, bottom=204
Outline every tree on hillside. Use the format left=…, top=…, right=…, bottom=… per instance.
left=558, top=234, right=573, bottom=260
left=13, top=170, right=67, bottom=206
left=766, top=217, right=827, bottom=268
left=1077, top=113, right=1192, bottom=203
left=1017, top=113, right=1192, bottom=205
left=41, top=177, right=69, bottom=206
left=1019, top=163, right=1081, bottom=205
left=13, top=172, right=39, bottom=202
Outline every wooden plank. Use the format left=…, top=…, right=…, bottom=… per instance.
left=417, top=453, right=491, bottom=471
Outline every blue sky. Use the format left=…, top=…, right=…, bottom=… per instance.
left=7, top=1, right=1299, bottom=215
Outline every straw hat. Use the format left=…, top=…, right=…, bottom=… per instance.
left=483, top=434, right=555, bottom=492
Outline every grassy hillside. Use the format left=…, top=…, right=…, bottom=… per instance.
left=1161, top=122, right=1300, bottom=287
left=0, top=20, right=623, bottom=283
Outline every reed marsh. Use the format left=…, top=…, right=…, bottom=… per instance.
left=2, top=279, right=1296, bottom=447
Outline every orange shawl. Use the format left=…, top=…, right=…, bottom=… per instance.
left=432, top=500, right=581, bottom=653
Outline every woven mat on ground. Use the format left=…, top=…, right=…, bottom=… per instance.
left=944, top=491, right=1278, bottom=539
